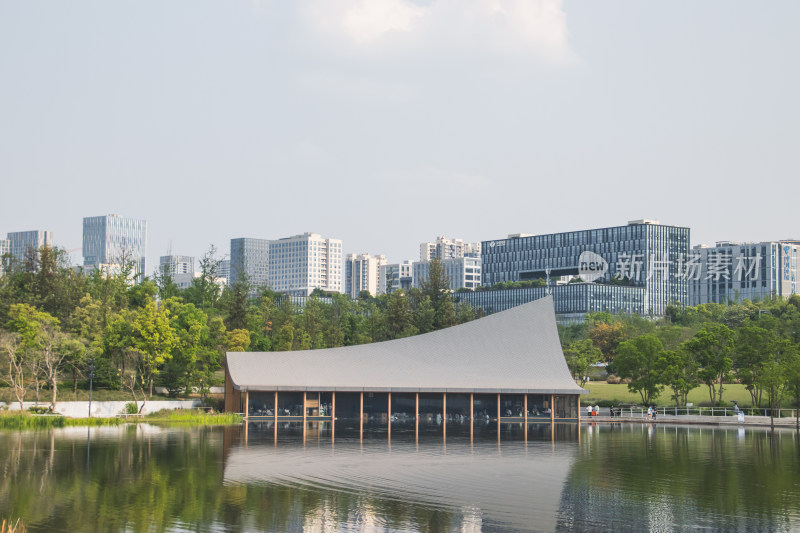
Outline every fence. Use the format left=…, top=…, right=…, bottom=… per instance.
left=611, top=406, right=799, bottom=419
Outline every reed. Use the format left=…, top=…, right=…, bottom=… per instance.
left=1, top=518, right=26, bottom=533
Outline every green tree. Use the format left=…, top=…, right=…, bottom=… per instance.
left=562, top=339, right=602, bottom=387
left=685, top=323, right=734, bottom=405
left=614, top=334, right=665, bottom=405
left=734, top=325, right=772, bottom=406
left=419, top=258, right=455, bottom=330
left=131, top=298, right=177, bottom=402
left=658, top=346, right=699, bottom=406
left=0, top=331, right=26, bottom=408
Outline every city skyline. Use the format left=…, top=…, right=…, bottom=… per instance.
left=2, top=2, right=798, bottom=273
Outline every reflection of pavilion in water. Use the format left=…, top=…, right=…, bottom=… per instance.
left=222, top=422, right=580, bottom=532
left=225, top=296, right=587, bottom=441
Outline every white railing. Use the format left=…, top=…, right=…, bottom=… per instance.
left=607, top=407, right=798, bottom=419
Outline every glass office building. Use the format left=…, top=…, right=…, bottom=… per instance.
left=689, top=241, right=799, bottom=305
left=480, top=220, right=690, bottom=317
left=455, top=284, right=647, bottom=322
left=83, top=215, right=146, bottom=282
left=230, top=238, right=270, bottom=289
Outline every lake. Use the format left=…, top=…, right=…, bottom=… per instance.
left=1, top=421, right=799, bottom=532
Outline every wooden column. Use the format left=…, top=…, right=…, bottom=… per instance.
left=331, top=392, right=336, bottom=444
left=244, top=391, right=249, bottom=418
left=442, top=392, right=447, bottom=438
left=415, top=393, right=419, bottom=443
left=524, top=394, right=528, bottom=442
left=550, top=394, right=555, bottom=425
left=497, top=393, right=501, bottom=442
left=303, top=392, right=307, bottom=423
left=524, top=394, right=528, bottom=423
left=360, top=392, right=364, bottom=439
left=274, top=391, right=278, bottom=422
left=576, top=394, right=581, bottom=425
left=388, top=392, right=392, bottom=438
left=470, top=393, right=474, bottom=444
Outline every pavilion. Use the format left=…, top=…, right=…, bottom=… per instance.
left=224, top=295, right=587, bottom=426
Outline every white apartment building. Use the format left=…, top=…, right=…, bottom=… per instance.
left=379, top=261, right=413, bottom=295
left=689, top=240, right=799, bottom=305
left=413, top=256, right=482, bottom=292
left=269, top=232, right=343, bottom=296
left=419, top=236, right=481, bottom=262
left=159, top=255, right=195, bottom=276
left=345, top=253, right=387, bottom=298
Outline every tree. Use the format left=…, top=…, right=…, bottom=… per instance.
left=0, top=331, right=25, bottom=409
left=384, top=290, right=417, bottom=339
left=614, top=334, right=665, bottom=405
left=184, top=245, right=223, bottom=312
left=734, top=326, right=772, bottom=406
left=563, top=339, right=602, bottom=387
left=587, top=320, right=625, bottom=364
left=160, top=299, right=212, bottom=397
left=685, top=323, right=734, bottom=405
left=658, top=346, right=699, bottom=406
left=130, top=298, right=177, bottom=402
left=227, top=329, right=251, bottom=352
left=419, top=258, right=455, bottom=330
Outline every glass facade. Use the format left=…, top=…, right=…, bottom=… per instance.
left=481, top=221, right=689, bottom=317
left=689, top=241, right=800, bottom=305
left=230, top=238, right=270, bottom=289
left=455, top=283, right=647, bottom=320
left=82, top=215, right=146, bottom=282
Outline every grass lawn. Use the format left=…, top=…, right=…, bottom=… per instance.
left=0, top=387, right=173, bottom=405
left=581, top=382, right=755, bottom=407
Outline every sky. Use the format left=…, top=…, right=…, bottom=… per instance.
left=1, top=1, right=798, bottom=271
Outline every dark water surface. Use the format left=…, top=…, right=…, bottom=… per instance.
left=1, top=421, right=799, bottom=532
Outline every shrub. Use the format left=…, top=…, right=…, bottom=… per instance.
left=27, top=406, right=50, bottom=415
left=606, top=374, right=622, bottom=384
left=124, top=402, right=139, bottom=415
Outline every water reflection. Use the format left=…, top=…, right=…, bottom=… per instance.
left=0, top=423, right=799, bottom=532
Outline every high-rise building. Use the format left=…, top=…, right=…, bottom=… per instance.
left=6, top=230, right=53, bottom=264
left=419, top=236, right=481, bottom=262
left=159, top=255, right=195, bottom=276
left=217, top=259, right=231, bottom=286
left=230, top=238, right=270, bottom=289
left=689, top=240, right=799, bottom=305
left=82, top=215, right=147, bottom=282
left=413, top=256, right=482, bottom=292
left=0, top=238, right=9, bottom=276
left=379, top=261, right=413, bottom=295
left=345, top=253, right=387, bottom=298
left=269, top=232, right=343, bottom=296
left=479, top=219, right=690, bottom=318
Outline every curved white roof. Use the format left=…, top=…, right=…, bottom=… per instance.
left=226, top=295, right=586, bottom=395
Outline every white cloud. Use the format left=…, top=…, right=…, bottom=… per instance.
left=299, top=0, right=575, bottom=65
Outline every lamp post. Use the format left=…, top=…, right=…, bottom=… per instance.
left=88, top=358, right=95, bottom=418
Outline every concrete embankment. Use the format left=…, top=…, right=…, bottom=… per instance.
left=5, top=400, right=202, bottom=418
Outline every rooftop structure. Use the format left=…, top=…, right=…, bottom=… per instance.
left=225, top=296, right=585, bottom=423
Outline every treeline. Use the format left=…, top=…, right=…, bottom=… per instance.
left=560, top=297, right=800, bottom=409
left=0, top=247, right=479, bottom=411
